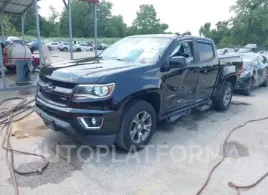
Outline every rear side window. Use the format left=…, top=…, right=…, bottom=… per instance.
left=198, top=42, right=214, bottom=61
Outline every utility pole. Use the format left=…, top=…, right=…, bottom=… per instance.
left=93, top=2, right=98, bottom=57
left=68, top=0, right=73, bottom=60
left=80, top=0, right=99, bottom=57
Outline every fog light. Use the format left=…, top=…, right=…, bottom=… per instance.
left=91, top=117, right=97, bottom=126
left=78, top=117, right=103, bottom=130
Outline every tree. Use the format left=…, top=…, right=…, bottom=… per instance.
left=59, top=0, right=126, bottom=38
left=132, top=4, right=168, bottom=34
left=48, top=5, right=60, bottom=37
left=0, top=16, right=18, bottom=36
left=199, top=23, right=211, bottom=37
left=230, top=0, right=268, bottom=46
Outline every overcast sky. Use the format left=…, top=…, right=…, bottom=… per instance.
left=39, top=0, right=236, bottom=35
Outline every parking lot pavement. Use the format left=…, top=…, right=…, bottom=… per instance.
left=1, top=87, right=268, bottom=195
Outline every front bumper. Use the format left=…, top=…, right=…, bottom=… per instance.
left=35, top=97, right=121, bottom=146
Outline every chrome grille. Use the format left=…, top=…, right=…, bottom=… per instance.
left=38, top=76, right=76, bottom=106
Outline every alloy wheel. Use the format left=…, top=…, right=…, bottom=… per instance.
left=130, top=111, right=152, bottom=144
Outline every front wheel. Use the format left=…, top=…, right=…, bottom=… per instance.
left=213, top=81, right=233, bottom=111
left=262, top=78, right=268, bottom=87
left=116, top=100, right=156, bottom=151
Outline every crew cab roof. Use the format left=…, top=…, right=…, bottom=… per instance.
left=128, top=34, right=213, bottom=42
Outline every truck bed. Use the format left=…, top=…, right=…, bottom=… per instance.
left=218, top=55, right=242, bottom=65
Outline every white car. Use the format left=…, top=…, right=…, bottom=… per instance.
left=75, top=43, right=94, bottom=52
left=6, top=36, right=19, bottom=45
left=59, top=42, right=77, bottom=52
left=47, top=42, right=60, bottom=50
left=59, top=42, right=93, bottom=52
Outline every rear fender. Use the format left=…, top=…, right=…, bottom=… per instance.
left=213, top=73, right=237, bottom=100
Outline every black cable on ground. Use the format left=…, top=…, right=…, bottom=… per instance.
left=196, top=116, right=268, bottom=195
left=0, top=97, right=49, bottom=195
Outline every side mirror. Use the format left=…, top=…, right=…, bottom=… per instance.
left=169, top=56, right=187, bottom=68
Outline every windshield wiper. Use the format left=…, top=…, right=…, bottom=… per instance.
left=117, top=58, right=125, bottom=61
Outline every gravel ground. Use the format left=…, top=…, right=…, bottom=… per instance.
left=1, top=57, right=268, bottom=194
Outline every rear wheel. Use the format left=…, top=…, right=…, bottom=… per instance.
left=243, top=78, right=253, bottom=96
left=261, top=78, right=268, bottom=87
left=77, top=48, right=82, bottom=52
left=116, top=100, right=156, bottom=151
left=213, top=81, right=233, bottom=111
left=63, top=47, right=68, bottom=52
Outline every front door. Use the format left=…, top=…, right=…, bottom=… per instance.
left=163, top=40, right=199, bottom=113
left=256, top=55, right=267, bottom=85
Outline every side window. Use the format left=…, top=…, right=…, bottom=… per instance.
left=198, top=42, right=214, bottom=61
left=262, top=56, right=267, bottom=64
left=170, top=41, right=194, bottom=63
left=257, top=56, right=265, bottom=68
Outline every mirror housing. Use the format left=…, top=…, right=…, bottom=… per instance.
left=169, top=56, right=187, bottom=68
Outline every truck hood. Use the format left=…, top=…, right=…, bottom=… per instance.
left=40, top=58, right=143, bottom=83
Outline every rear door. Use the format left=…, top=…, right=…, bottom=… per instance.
left=163, top=39, right=200, bottom=113
left=196, top=41, right=219, bottom=101
left=256, top=55, right=267, bottom=85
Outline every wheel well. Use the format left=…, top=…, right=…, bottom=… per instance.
left=131, top=93, right=161, bottom=115
left=225, top=75, right=237, bottom=88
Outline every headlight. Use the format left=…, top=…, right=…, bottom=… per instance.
left=73, top=83, right=115, bottom=100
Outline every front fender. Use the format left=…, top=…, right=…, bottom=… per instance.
left=113, top=77, right=162, bottom=107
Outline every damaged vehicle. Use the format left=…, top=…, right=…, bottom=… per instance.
left=235, top=53, right=268, bottom=95
left=35, top=34, right=242, bottom=151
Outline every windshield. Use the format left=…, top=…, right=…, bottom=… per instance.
left=99, top=37, right=171, bottom=64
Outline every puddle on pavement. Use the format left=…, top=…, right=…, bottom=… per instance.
left=12, top=114, right=47, bottom=139
left=8, top=160, right=81, bottom=189
left=220, top=141, right=249, bottom=158
left=231, top=101, right=250, bottom=106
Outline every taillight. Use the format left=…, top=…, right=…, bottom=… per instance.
left=238, top=63, right=244, bottom=76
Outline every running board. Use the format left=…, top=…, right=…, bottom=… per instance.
left=160, top=99, right=211, bottom=122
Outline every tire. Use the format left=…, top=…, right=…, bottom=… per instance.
left=116, top=100, right=156, bottom=151
left=90, top=48, right=93, bottom=51
left=63, top=47, right=68, bottom=52
left=243, top=78, right=253, bottom=96
left=261, top=78, right=268, bottom=87
left=213, top=81, right=233, bottom=111
left=77, top=48, right=82, bottom=52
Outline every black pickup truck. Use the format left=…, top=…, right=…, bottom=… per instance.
left=35, top=34, right=242, bottom=151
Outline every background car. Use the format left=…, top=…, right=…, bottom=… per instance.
left=58, top=42, right=77, bottom=52
left=237, top=47, right=256, bottom=53
left=5, top=36, right=19, bottom=45
left=97, top=43, right=108, bottom=50
left=75, top=43, right=94, bottom=52
left=217, top=48, right=228, bottom=55
left=235, top=53, right=268, bottom=95
left=12, top=40, right=29, bottom=45
left=47, top=42, right=60, bottom=51
left=26, top=40, right=45, bottom=53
